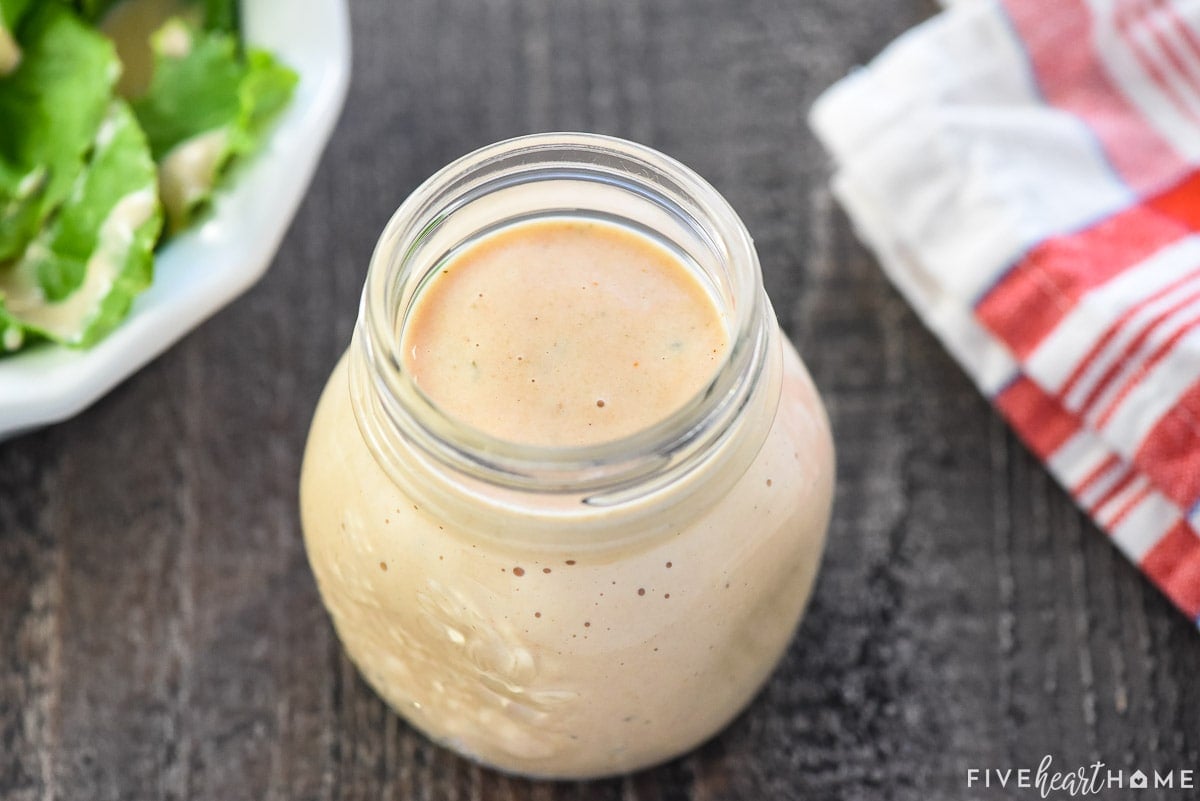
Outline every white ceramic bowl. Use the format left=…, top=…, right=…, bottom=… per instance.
left=0, top=0, right=351, bottom=440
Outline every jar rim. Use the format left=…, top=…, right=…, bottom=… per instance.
left=356, top=132, right=770, bottom=495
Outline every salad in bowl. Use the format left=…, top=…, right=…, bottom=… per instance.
left=0, top=0, right=349, bottom=437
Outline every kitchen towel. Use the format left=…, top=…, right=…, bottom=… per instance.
left=811, top=0, right=1200, bottom=624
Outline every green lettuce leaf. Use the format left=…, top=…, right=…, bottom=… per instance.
left=241, top=48, right=295, bottom=136
left=132, top=18, right=295, bottom=232
left=0, top=1, right=117, bottom=260
left=199, top=0, right=237, bottom=33
left=132, top=21, right=243, bottom=159
left=0, top=100, right=162, bottom=351
left=0, top=0, right=34, bottom=27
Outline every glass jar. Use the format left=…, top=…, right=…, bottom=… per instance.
left=299, top=133, right=834, bottom=779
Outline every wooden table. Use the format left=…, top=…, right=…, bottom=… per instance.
left=3, top=1, right=1198, bottom=798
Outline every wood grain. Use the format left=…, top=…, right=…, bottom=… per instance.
left=2, top=0, right=1198, bottom=799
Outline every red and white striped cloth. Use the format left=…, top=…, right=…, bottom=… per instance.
left=811, top=0, right=1200, bottom=624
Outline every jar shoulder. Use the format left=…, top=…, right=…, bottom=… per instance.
left=300, top=334, right=835, bottom=555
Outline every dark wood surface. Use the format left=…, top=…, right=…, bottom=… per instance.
left=3, top=1, right=1199, bottom=798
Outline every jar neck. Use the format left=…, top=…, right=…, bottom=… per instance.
left=350, top=133, right=778, bottom=548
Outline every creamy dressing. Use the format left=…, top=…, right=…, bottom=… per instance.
left=158, top=128, right=228, bottom=231
left=93, top=109, right=123, bottom=151
left=0, top=24, right=20, bottom=76
left=1, top=188, right=155, bottom=342
left=152, top=18, right=193, bottom=58
left=16, top=169, right=45, bottom=199
left=2, top=325, right=22, bottom=351
left=404, top=219, right=727, bottom=446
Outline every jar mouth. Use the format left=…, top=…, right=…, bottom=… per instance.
left=357, top=133, right=769, bottom=495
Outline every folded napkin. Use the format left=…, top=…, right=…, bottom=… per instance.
left=811, top=0, right=1200, bottom=624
